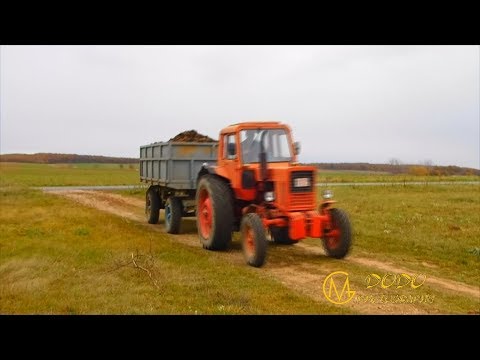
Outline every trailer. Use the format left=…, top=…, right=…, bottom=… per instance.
left=139, top=141, right=218, bottom=234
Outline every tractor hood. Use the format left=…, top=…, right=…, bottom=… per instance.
left=267, top=165, right=317, bottom=212
left=237, top=163, right=317, bottom=212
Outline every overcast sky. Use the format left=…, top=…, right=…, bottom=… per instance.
left=1, top=45, right=478, bottom=168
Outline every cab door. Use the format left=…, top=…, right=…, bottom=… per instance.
left=217, top=133, right=240, bottom=186
left=216, top=133, right=255, bottom=201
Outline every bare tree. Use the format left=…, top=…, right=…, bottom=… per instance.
left=422, top=159, right=433, bottom=167
left=389, top=158, right=402, bottom=166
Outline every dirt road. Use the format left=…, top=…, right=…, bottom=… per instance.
left=48, top=189, right=480, bottom=314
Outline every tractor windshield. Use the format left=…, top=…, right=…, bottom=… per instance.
left=240, top=129, right=292, bottom=164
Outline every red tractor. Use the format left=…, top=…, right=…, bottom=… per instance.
left=196, top=121, right=352, bottom=267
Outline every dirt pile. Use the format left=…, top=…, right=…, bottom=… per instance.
left=169, top=130, right=217, bottom=143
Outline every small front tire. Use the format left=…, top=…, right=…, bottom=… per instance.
left=322, top=208, right=352, bottom=259
left=241, top=213, right=267, bottom=267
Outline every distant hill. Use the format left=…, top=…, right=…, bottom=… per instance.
left=0, top=153, right=138, bottom=164
left=307, top=162, right=480, bottom=176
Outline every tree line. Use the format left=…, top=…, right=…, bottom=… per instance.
left=306, top=162, right=479, bottom=176
left=0, top=153, right=138, bottom=164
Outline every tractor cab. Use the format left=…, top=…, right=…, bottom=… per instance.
left=219, top=122, right=295, bottom=165
left=212, top=122, right=317, bottom=212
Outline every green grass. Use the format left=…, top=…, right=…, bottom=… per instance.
left=258, top=244, right=479, bottom=314
left=116, top=182, right=480, bottom=287
left=113, top=183, right=480, bottom=313
left=2, top=162, right=478, bottom=188
left=0, top=186, right=344, bottom=314
left=1, top=163, right=478, bottom=314
left=313, top=184, right=480, bottom=287
left=0, top=162, right=139, bottom=187
left=317, top=170, right=480, bottom=184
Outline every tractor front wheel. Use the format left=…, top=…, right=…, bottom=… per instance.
left=322, top=208, right=352, bottom=259
left=241, top=213, right=267, bottom=267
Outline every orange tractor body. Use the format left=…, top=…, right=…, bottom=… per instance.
left=196, top=121, right=352, bottom=267
left=142, top=121, right=352, bottom=267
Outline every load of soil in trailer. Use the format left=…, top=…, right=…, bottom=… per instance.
left=169, top=130, right=217, bottom=143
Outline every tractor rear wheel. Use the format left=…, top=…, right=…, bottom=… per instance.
left=322, top=208, right=352, bottom=259
left=241, top=213, right=267, bottom=267
left=196, top=175, right=233, bottom=250
left=146, top=187, right=160, bottom=224
left=270, top=226, right=298, bottom=245
left=165, top=196, right=182, bottom=234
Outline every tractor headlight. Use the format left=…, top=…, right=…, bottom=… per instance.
left=264, top=191, right=275, bottom=202
left=322, top=189, right=334, bottom=200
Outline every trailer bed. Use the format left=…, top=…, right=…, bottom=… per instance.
left=139, top=141, right=218, bottom=190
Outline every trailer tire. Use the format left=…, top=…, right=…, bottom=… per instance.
left=270, top=226, right=298, bottom=245
left=196, top=175, right=233, bottom=250
left=241, top=213, right=267, bottom=267
left=323, top=208, right=352, bottom=259
left=146, top=188, right=160, bottom=224
left=165, top=196, right=182, bottom=234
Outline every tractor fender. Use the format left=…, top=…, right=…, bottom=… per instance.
left=196, top=163, right=217, bottom=184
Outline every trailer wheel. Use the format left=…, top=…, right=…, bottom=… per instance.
left=241, top=213, right=267, bottom=267
left=270, top=226, right=298, bottom=245
left=165, top=196, right=182, bottom=234
left=323, top=208, right=352, bottom=259
left=146, top=188, right=160, bottom=224
left=196, top=175, right=233, bottom=250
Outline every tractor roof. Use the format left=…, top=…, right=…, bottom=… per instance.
left=221, top=121, right=288, bottom=134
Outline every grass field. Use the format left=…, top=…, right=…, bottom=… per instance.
left=116, top=184, right=480, bottom=288
left=0, top=186, right=344, bottom=314
left=317, top=170, right=480, bottom=184
left=0, top=163, right=139, bottom=187
left=1, top=162, right=478, bottom=187
left=322, top=185, right=480, bottom=286
left=1, top=162, right=479, bottom=314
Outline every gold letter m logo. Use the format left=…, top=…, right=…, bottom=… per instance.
left=323, top=271, right=356, bottom=305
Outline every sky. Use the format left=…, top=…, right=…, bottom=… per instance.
left=1, top=45, right=478, bottom=168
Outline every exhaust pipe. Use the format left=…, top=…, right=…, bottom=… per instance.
left=259, top=130, right=268, bottom=182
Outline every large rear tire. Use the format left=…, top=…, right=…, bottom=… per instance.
left=270, top=226, right=298, bottom=245
left=196, top=175, right=233, bottom=250
left=241, top=213, right=267, bottom=267
left=165, top=196, right=182, bottom=234
left=322, top=208, right=352, bottom=259
left=146, top=188, right=160, bottom=224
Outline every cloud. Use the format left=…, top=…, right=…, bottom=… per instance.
left=1, top=45, right=478, bottom=168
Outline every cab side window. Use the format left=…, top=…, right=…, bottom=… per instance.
left=223, top=134, right=237, bottom=159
